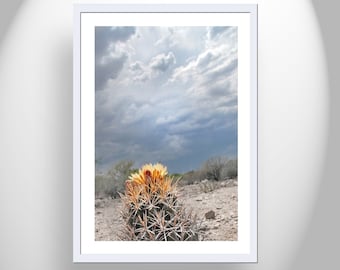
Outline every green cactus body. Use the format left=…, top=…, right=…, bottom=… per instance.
left=120, top=163, right=199, bottom=241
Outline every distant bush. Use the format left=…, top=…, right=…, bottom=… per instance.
left=170, top=173, right=183, bottom=179
left=95, top=174, right=111, bottom=197
left=200, top=156, right=227, bottom=181
left=95, top=160, right=134, bottom=198
left=179, top=170, right=201, bottom=186
left=200, top=156, right=238, bottom=181
left=221, top=159, right=238, bottom=179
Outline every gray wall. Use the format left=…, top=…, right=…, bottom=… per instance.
left=0, top=0, right=339, bottom=269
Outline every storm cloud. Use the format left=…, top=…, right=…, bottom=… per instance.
left=95, top=27, right=136, bottom=91
left=95, top=26, right=238, bottom=173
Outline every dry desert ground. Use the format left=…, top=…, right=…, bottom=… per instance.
left=95, top=179, right=238, bottom=241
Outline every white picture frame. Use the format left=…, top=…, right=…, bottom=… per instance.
left=73, top=4, right=257, bottom=263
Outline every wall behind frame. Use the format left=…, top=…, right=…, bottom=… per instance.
left=0, top=0, right=338, bottom=270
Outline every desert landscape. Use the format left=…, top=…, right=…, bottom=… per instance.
left=95, top=178, right=238, bottom=241
left=94, top=26, right=238, bottom=241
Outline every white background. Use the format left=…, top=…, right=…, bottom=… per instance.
left=0, top=0, right=339, bottom=269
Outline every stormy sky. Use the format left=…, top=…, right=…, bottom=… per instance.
left=95, top=26, right=237, bottom=174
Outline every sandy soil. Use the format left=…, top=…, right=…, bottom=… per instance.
left=95, top=179, right=238, bottom=241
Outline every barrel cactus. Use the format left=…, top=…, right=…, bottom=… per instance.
left=120, top=163, right=199, bottom=241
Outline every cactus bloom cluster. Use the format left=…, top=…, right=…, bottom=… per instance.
left=125, top=163, right=174, bottom=201
left=120, top=163, right=199, bottom=241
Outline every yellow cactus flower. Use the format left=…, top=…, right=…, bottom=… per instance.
left=124, top=163, right=174, bottom=198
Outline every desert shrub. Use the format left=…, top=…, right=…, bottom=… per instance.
left=179, top=170, right=202, bottom=186
left=95, top=160, right=134, bottom=198
left=200, top=156, right=229, bottom=181
left=170, top=173, right=183, bottom=179
left=129, top=168, right=139, bottom=175
left=120, top=163, right=200, bottom=241
left=107, top=160, right=134, bottom=197
left=221, top=159, right=238, bottom=179
left=95, top=174, right=111, bottom=197
left=200, top=156, right=238, bottom=181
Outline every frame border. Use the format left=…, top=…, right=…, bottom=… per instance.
left=73, top=4, right=257, bottom=263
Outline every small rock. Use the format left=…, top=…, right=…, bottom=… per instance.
left=195, top=198, right=203, bottom=201
left=216, top=206, right=223, bottom=210
left=205, top=210, right=216, bottom=220
left=199, top=226, right=209, bottom=231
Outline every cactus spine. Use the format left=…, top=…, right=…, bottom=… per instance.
left=120, top=163, right=199, bottom=241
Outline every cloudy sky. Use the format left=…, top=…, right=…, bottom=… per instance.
left=95, top=26, right=237, bottom=174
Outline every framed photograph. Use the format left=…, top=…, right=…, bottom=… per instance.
left=73, top=4, right=257, bottom=263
